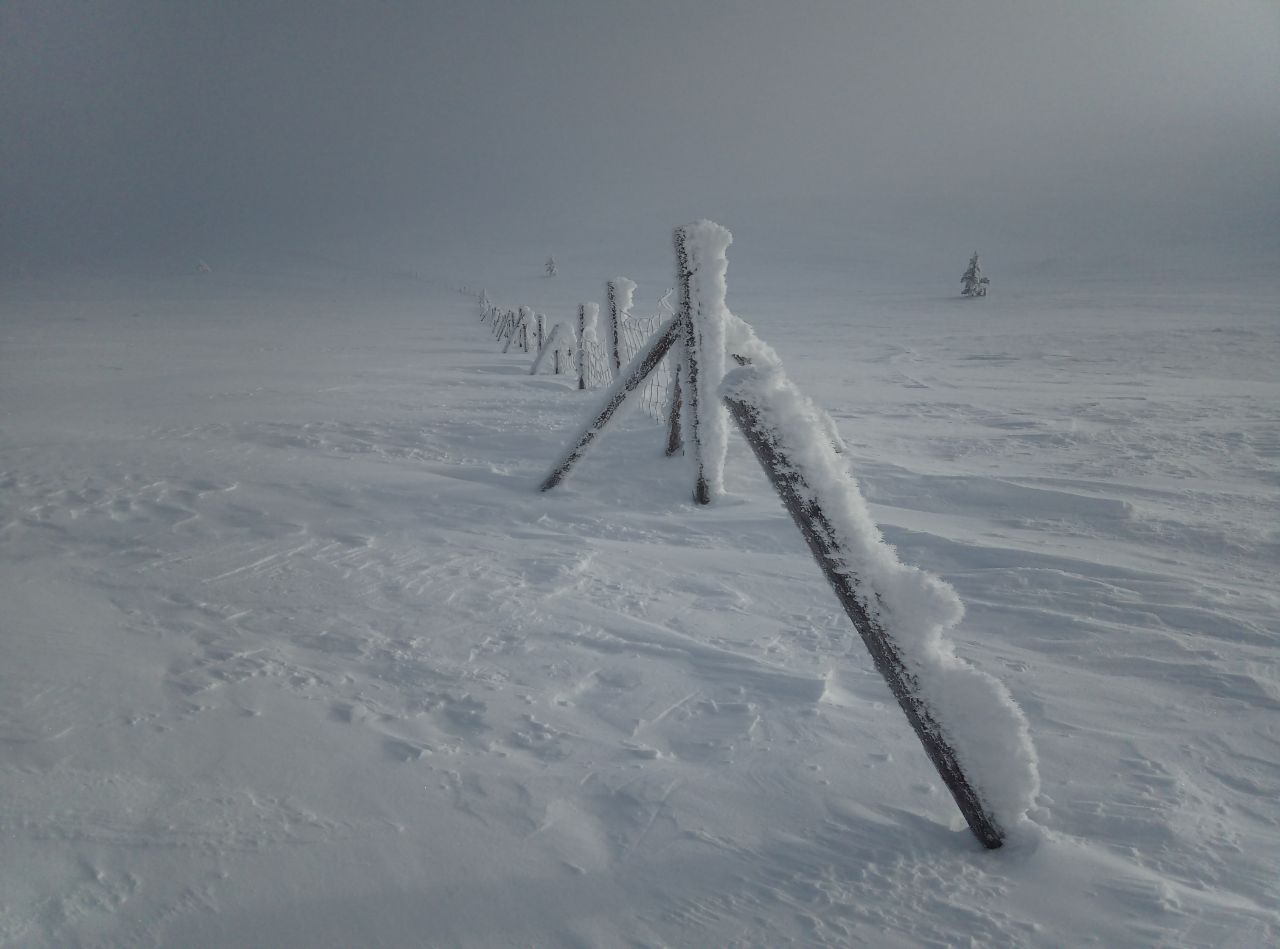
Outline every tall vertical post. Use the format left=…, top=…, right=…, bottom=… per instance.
left=518, top=306, right=532, bottom=353
left=536, top=313, right=545, bottom=353
left=577, top=305, right=587, bottom=390
left=674, top=228, right=710, bottom=504
left=673, top=221, right=732, bottom=505
left=607, top=281, right=622, bottom=377
left=605, top=277, right=635, bottom=379
left=665, top=361, right=684, bottom=456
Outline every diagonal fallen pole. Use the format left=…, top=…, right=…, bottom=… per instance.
left=724, top=377, right=1005, bottom=849
left=540, top=313, right=684, bottom=492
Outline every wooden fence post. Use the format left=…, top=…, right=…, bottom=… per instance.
left=665, top=361, right=684, bottom=456
left=674, top=226, right=715, bottom=504
left=723, top=384, right=1005, bottom=850
left=606, top=277, right=635, bottom=379
left=577, top=305, right=588, bottom=389
left=607, top=281, right=622, bottom=377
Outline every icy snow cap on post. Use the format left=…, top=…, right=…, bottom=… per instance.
left=580, top=301, right=599, bottom=344
left=677, top=220, right=733, bottom=501
left=609, top=277, right=636, bottom=317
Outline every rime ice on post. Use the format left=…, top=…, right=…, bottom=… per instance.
left=576, top=303, right=599, bottom=390
left=675, top=221, right=732, bottom=504
left=606, top=277, right=637, bottom=377
left=721, top=362, right=1039, bottom=847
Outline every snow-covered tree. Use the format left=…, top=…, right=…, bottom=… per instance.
left=961, top=252, right=990, bottom=297
left=545, top=256, right=558, bottom=277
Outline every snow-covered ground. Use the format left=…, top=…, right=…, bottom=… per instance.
left=2, top=249, right=1276, bottom=947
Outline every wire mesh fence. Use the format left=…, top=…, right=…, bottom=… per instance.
left=615, top=313, right=674, bottom=422
left=476, top=288, right=675, bottom=423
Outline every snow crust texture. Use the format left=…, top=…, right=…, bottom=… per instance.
left=2, top=257, right=1277, bottom=948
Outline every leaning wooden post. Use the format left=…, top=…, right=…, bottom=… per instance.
left=541, top=315, right=683, bottom=491
left=723, top=376, right=1007, bottom=849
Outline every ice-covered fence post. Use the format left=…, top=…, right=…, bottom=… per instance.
left=721, top=366, right=1033, bottom=850
left=606, top=277, right=637, bottom=378
left=576, top=303, right=599, bottom=391
left=535, top=313, right=545, bottom=354
left=519, top=306, right=532, bottom=353
left=675, top=221, right=732, bottom=505
left=478, top=289, right=490, bottom=319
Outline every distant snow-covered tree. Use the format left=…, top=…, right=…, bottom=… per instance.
left=961, top=252, right=989, bottom=297
left=545, top=256, right=558, bottom=277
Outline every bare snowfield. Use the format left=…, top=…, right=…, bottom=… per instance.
left=1, top=251, right=1277, bottom=947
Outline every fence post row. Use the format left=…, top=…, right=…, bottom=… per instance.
left=530, top=221, right=1016, bottom=849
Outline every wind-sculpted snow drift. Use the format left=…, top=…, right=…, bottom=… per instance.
left=4, top=242, right=1276, bottom=946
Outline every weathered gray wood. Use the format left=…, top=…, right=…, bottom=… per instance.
left=665, top=360, right=684, bottom=457
left=541, top=315, right=683, bottom=492
left=607, top=280, right=622, bottom=376
left=577, top=305, right=588, bottom=390
left=723, top=388, right=1005, bottom=850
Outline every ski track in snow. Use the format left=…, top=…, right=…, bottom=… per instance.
left=0, top=266, right=1276, bottom=946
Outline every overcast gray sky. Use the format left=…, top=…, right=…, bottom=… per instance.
left=3, top=0, right=1277, bottom=266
